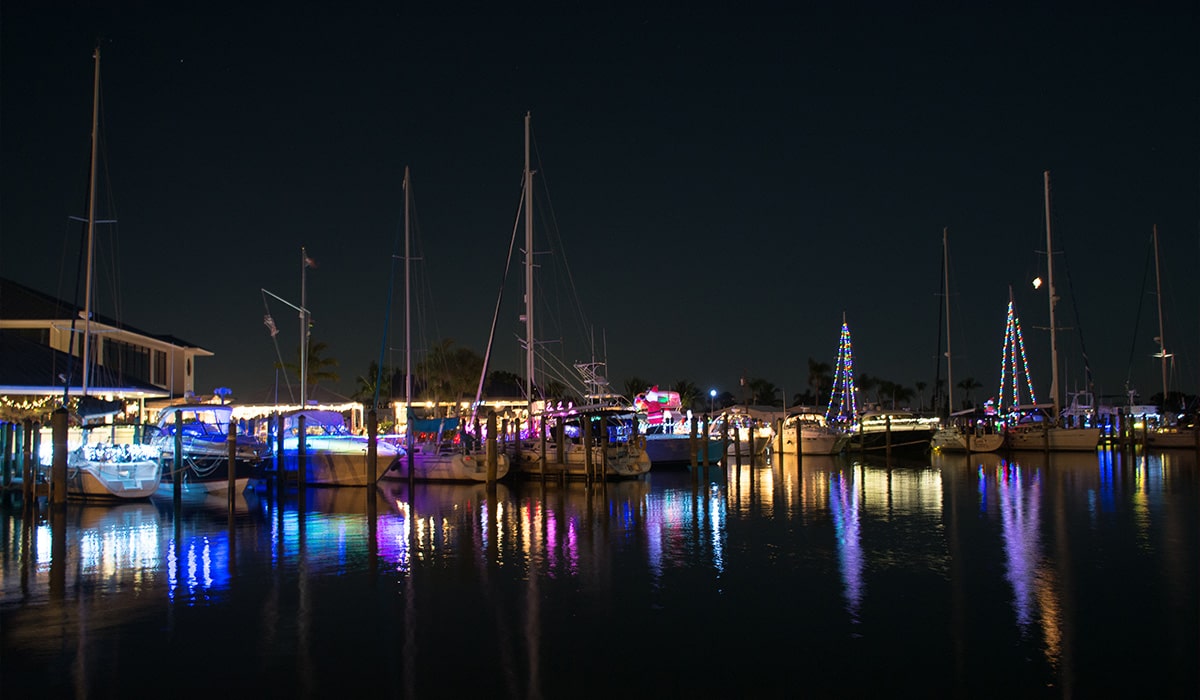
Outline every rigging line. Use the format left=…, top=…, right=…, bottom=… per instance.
left=530, top=129, right=592, bottom=351
left=373, top=175, right=404, bottom=411
left=1058, top=248, right=1094, bottom=390
left=261, top=290, right=295, bottom=403
left=1122, top=235, right=1154, bottom=388
left=469, top=176, right=526, bottom=425
left=933, top=234, right=945, bottom=416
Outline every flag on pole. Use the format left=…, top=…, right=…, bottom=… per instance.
left=304, top=253, right=317, bottom=268
left=263, top=314, right=278, bottom=338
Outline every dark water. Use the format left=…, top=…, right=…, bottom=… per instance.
left=2, top=449, right=1197, bottom=699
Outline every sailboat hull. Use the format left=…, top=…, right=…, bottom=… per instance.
left=382, top=450, right=511, bottom=483
left=1005, top=426, right=1100, bottom=451
left=931, top=428, right=1005, bottom=453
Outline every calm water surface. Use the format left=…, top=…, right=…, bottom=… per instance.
left=2, top=449, right=1197, bottom=698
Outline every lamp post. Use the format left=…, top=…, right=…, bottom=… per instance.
left=709, top=389, right=717, bottom=414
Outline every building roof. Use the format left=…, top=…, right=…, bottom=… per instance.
left=0, top=331, right=169, bottom=397
left=0, top=277, right=208, bottom=350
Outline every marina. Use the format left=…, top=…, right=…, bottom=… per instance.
left=1, top=11, right=1198, bottom=699
left=1, top=447, right=1196, bottom=697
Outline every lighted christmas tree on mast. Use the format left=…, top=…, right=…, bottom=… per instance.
left=826, top=313, right=858, bottom=428
left=997, top=286, right=1038, bottom=416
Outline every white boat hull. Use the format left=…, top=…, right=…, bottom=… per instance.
left=1145, top=428, right=1199, bottom=450
left=69, top=459, right=162, bottom=500
left=513, top=442, right=651, bottom=478
left=383, top=449, right=510, bottom=482
left=782, top=428, right=850, bottom=455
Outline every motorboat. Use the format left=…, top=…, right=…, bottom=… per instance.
left=149, top=403, right=267, bottom=493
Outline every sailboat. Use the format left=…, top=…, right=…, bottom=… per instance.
left=1004, top=171, right=1101, bottom=452
left=509, top=113, right=651, bottom=479
left=930, top=228, right=1005, bottom=452
left=64, top=46, right=162, bottom=499
left=1142, top=226, right=1198, bottom=450
left=379, top=167, right=509, bottom=482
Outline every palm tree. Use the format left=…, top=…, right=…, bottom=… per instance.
left=745, top=377, right=780, bottom=406
left=484, top=370, right=524, bottom=399
left=957, top=377, right=982, bottom=409
left=914, top=381, right=927, bottom=411
left=624, top=377, right=651, bottom=401
left=417, top=339, right=483, bottom=416
left=278, top=337, right=340, bottom=401
left=892, top=383, right=915, bottom=409
left=352, top=360, right=394, bottom=405
left=808, top=358, right=832, bottom=407
left=543, top=380, right=577, bottom=405
left=671, top=380, right=701, bottom=412
left=857, top=373, right=878, bottom=409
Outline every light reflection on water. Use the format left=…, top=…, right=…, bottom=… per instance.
left=2, top=448, right=1197, bottom=697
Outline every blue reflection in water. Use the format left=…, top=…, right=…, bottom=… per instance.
left=994, top=462, right=1042, bottom=631
left=167, top=534, right=230, bottom=606
left=708, top=483, right=725, bottom=575
left=829, top=469, right=863, bottom=621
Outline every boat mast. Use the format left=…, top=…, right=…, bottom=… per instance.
left=300, top=246, right=309, bottom=406
left=523, top=112, right=535, bottom=416
left=1043, top=170, right=1060, bottom=420
left=403, top=167, right=414, bottom=466
left=81, top=45, right=101, bottom=395
left=1153, top=224, right=1169, bottom=402
left=943, top=227, right=953, bottom=415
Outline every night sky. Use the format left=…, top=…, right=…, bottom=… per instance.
left=3, top=6, right=1197, bottom=408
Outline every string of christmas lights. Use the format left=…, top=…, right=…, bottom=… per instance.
left=997, top=295, right=1037, bottom=414
left=826, top=317, right=858, bottom=427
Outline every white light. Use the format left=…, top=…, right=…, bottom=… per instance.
left=1032, top=277, right=1043, bottom=289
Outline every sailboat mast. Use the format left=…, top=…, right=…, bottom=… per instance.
left=81, top=45, right=101, bottom=395
left=943, top=227, right=953, bottom=415
left=403, top=167, right=414, bottom=464
left=523, top=112, right=535, bottom=413
left=404, top=167, right=412, bottom=412
left=1153, top=224, right=1168, bottom=402
left=1043, top=170, right=1061, bottom=419
left=300, top=246, right=309, bottom=406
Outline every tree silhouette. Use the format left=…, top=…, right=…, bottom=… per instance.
left=485, top=370, right=524, bottom=398
left=808, top=358, right=832, bottom=407
left=278, top=337, right=340, bottom=401
left=672, top=380, right=701, bottom=411
left=417, top=339, right=483, bottom=416
left=744, top=377, right=780, bottom=406
left=624, top=377, right=651, bottom=401
left=956, top=377, right=982, bottom=409
left=352, top=361, right=394, bottom=405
